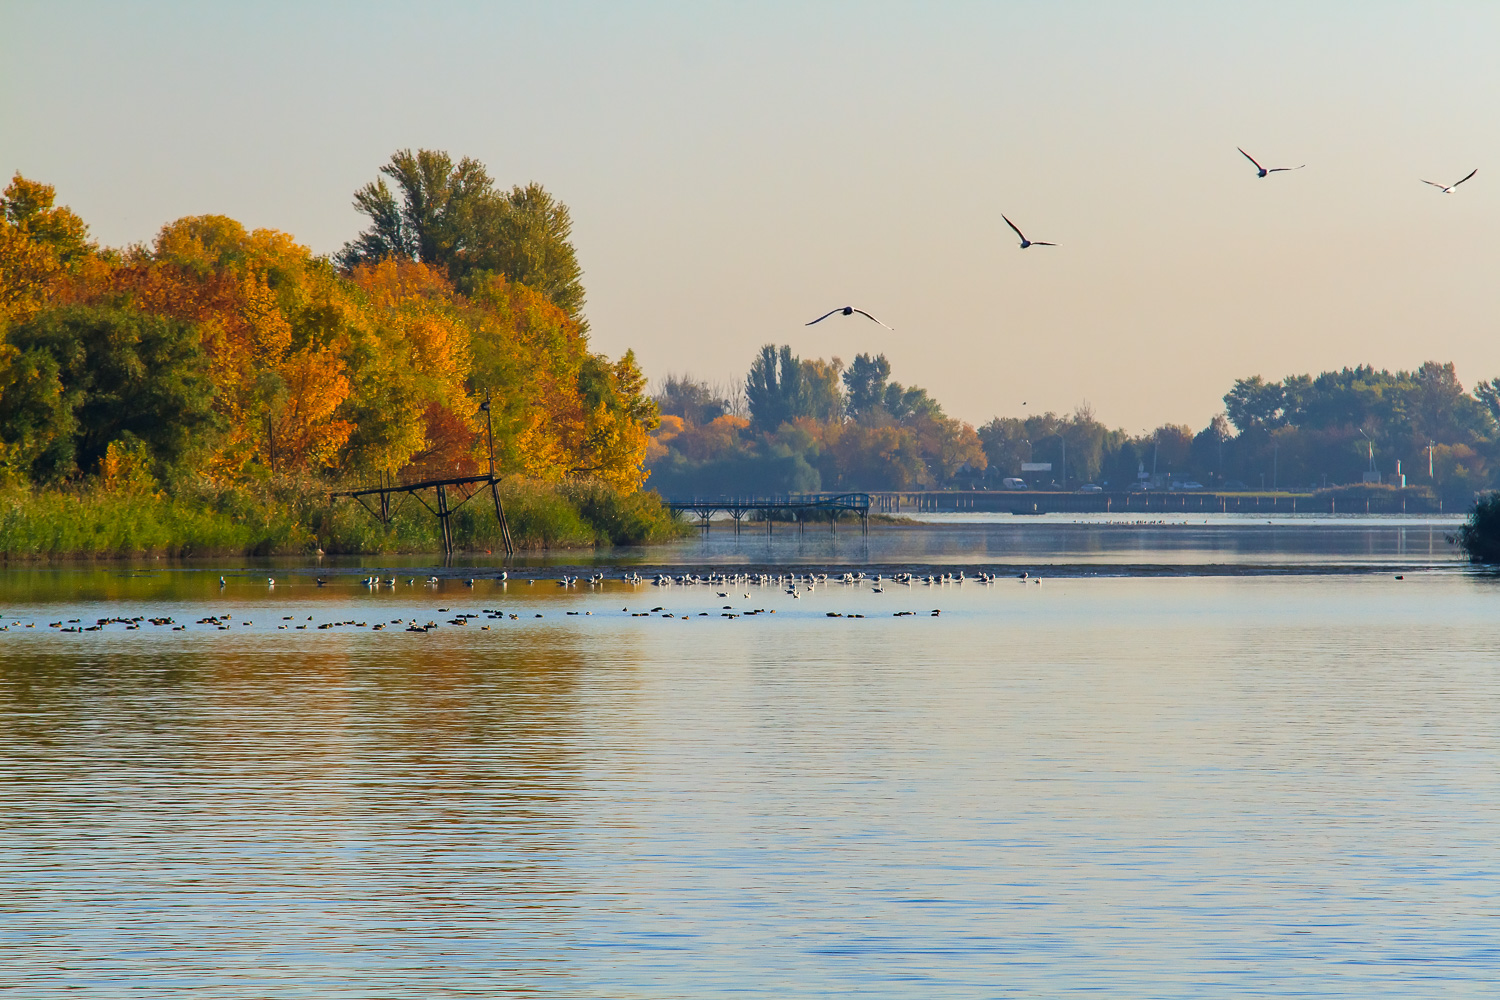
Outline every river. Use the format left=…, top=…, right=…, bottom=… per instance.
left=2, top=515, right=1496, bottom=997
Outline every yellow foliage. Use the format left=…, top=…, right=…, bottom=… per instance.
left=101, top=438, right=161, bottom=496
left=7, top=180, right=658, bottom=492
left=0, top=174, right=94, bottom=329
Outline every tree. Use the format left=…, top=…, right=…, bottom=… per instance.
left=842, top=352, right=939, bottom=424
left=1191, top=414, right=1232, bottom=479
left=842, top=353, right=891, bottom=418
left=337, top=149, right=494, bottom=271
left=745, top=345, right=847, bottom=430
left=1151, top=424, right=1195, bottom=473
left=0, top=174, right=94, bottom=330
left=655, top=374, right=729, bottom=426
left=1223, top=376, right=1287, bottom=433
left=978, top=416, right=1028, bottom=477
left=465, top=183, right=587, bottom=322
left=800, top=356, right=845, bottom=423
left=339, top=151, right=587, bottom=325
left=1475, top=378, right=1500, bottom=426
left=0, top=306, right=217, bottom=481
left=746, top=344, right=805, bottom=430
left=1400, top=360, right=1487, bottom=443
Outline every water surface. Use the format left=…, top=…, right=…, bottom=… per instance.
left=1, top=529, right=1496, bottom=997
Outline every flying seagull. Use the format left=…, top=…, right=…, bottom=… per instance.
left=1421, top=168, right=1477, bottom=194
left=1238, top=148, right=1304, bottom=178
left=1002, top=215, right=1055, bottom=249
left=805, top=306, right=893, bottom=330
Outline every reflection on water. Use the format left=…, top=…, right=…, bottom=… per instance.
left=643, top=512, right=1466, bottom=568
left=52, top=513, right=1455, bottom=577
left=1, top=549, right=1497, bottom=996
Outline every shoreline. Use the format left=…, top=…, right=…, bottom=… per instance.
left=0, top=558, right=1471, bottom=580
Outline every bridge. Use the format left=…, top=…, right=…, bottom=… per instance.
left=664, top=493, right=871, bottom=534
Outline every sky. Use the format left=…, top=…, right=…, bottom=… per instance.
left=5, top=1, right=1499, bottom=433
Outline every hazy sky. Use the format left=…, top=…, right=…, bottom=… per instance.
left=5, top=1, right=1498, bottom=432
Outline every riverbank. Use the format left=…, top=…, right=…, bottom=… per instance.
left=867, top=483, right=1449, bottom=515
left=0, top=477, right=690, bottom=559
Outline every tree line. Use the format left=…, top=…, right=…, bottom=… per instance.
left=651, top=355, right=1500, bottom=501
left=0, top=152, right=657, bottom=497
left=648, top=345, right=985, bottom=494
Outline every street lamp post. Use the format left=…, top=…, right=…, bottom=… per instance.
left=1359, top=428, right=1376, bottom=480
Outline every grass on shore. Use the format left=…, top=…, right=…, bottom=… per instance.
left=0, top=476, right=689, bottom=559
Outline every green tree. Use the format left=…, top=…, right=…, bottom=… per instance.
left=978, top=416, right=1028, bottom=477
left=338, top=151, right=587, bottom=325
left=465, top=183, right=586, bottom=322
left=1475, top=378, right=1500, bottom=426
left=1398, top=360, right=1490, bottom=443
left=1224, top=375, right=1287, bottom=433
left=746, top=344, right=805, bottom=430
left=842, top=353, right=891, bottom=418
left=842, top=352, right=940, bottom=424
left=0, top=307, right=217, bottom=482
left=1191, top=414, right=1232, bottom=480
left=746, top=345, right=845, bottom=430
left=337, top=149, right=493, bottom=269
left=800, top=356, right=845, bottom=423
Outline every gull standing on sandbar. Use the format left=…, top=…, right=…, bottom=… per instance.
left=805, top=307, right=893, bottom=330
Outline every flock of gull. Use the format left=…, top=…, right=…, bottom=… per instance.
left=801, top=148, right=1479, bottom=331
left=0, top=569, right=1053, bottom=634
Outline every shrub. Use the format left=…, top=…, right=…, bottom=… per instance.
left=1453, top=492, right=1500, bottom=563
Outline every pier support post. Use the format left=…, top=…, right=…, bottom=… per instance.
left=490, top=478, right=515, bottom=556
left=436, top=483, right=454, bottom=557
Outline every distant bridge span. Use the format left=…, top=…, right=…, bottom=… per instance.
left=663, top=493, right=871, bottom=534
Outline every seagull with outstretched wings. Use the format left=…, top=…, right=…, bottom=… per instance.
left=805, top=306, right=893, bottom=330
left=1003, top=215, right=1055, bottom=249
left=1421, top=168, right=1477, bottom=194
left=1238, top=147, right=1304, bottom=178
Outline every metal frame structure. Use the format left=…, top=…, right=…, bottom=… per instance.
left=330, top=389, right=515, bottom=558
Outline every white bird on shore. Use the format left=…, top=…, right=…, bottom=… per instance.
left=806, top=306, right=893, bottom=331
left=1002, top=215, right=1055, bottom=249
left=1238, top=147, right=1304, bottom=178
left=1421, top=168, right=1477, bottom=194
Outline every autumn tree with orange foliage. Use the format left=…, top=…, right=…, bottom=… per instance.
left=0, top=168, right=658, bottom=497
